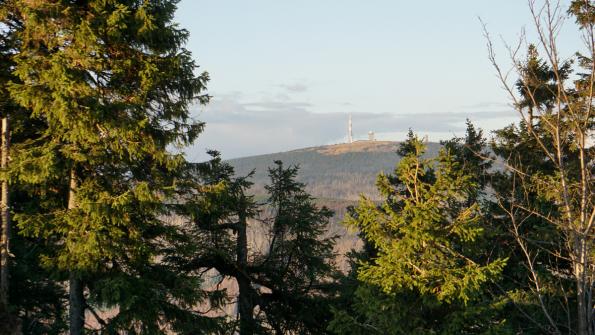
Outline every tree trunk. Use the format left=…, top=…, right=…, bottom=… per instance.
left=0, top=117, right=10, bottom=310
left=69, top=273, right=84, bottom=335
left=576, top=276, right=590, bottom=335
left=237, top=199, right=254, bottom=335
left=68, top=169, right=85, bottom=335
left=575, top=236, right=593, bottom=335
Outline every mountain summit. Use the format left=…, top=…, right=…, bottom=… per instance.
left=227, top=140, right=441, bottom=201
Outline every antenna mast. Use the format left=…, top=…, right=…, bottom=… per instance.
left=348, top=114, right=353, bottom=143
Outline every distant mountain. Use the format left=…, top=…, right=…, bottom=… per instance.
left=227, top=140, right=443, bottom=271
left=227, top=140, right=442, bottom=201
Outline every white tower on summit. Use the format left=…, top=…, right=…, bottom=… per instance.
left=348, top=114, right=353, bottom=143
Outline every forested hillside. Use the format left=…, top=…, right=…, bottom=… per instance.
left=227, top=141, right=442, bottom=200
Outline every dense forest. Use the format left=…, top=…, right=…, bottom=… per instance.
left=0, top=0, right=594, bottom=334
left=227, top=141, right=442, bottom=200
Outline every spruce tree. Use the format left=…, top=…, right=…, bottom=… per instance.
left=7, top=0, right=210, bottom=332
left=0, top=2, right=70, bottom=333
left=182, top=152, right=259, bottom=334
left=442, top=120, right=492, bottom=195
left=347, top=132, right=505, bottom=302
left=332, top=131, right=508, bottom=334
left=258, top=161, right=337, bottom=334
left=183, top=158, right=337, bottom=334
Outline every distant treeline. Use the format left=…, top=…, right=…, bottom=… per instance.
left=227, top=143, right=442, bottom=200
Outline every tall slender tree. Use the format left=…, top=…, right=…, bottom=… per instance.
left=0, top=117, right=9, bottom=314
left=485, top=1, right=595, bottom=333
left=258, top=161, right=338, bottom=334
left=0, top=2, right=28, bottom=332
left=0, top=2, right=13, bottom=315
left=7, top=0, right=210, bottom=332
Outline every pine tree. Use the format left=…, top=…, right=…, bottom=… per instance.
left=0, top=2, right=71, bottom=333
left=515, top=44, right=571, bottom=132
left=487, top=121, right=573, bottom=334
left=183, top=158, right=338, bottom=334
left=257, top=161, right=337, bottom=334
left=182, top=152, right=260, bottom=334
left=332, top=131, right=508, bottom=334
left=442, top=120, right=492, bottom=194
left=7, top=0, right=210, bottom=332
left=348, top=132, right=505, bottom=302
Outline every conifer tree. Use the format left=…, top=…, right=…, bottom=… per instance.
left=347, top=132, right=506, bottom=302
left=485, top=1, right=595, bottom=332
left=182, top=152, right=259, bottom=334
left=331, top=131, right=508, bottom=334
left=258, top=161, right=337, bottom=334
left=1, top=3, right=70, bottom=333
left=7, top=0, right=210, bottom=332
left=0, top=0, right=16, bottom=318
left=442, top=120, right=492, bottom=195
left=183, top=157, right=337, bottom=334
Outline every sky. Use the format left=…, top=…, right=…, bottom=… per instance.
left=174, top=1, right=585, bottom=161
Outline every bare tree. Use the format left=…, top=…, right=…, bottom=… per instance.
left=483, top=1, right=594, bottom=334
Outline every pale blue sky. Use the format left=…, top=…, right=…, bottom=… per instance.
left=175, top=1, right=584, bottom=160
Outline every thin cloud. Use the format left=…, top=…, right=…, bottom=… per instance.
left=243, top=101, right=312, bottom=110
left=460, top=101, right=511, bottom=110
left=278, top=83, right=308, bottom=93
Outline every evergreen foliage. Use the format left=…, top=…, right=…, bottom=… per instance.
left=4, top=0, right=212, bottom=332
left=484, top=4, right=594, bottom=330
left=257, top=161, right=337, bottom=334
left=346, top=132, right=506, bottom=303
left=181, top=156, right=338, bottom=334
left=0, top=1, right=69, bottom=333
left=331, top=129, right=510, bottom=334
